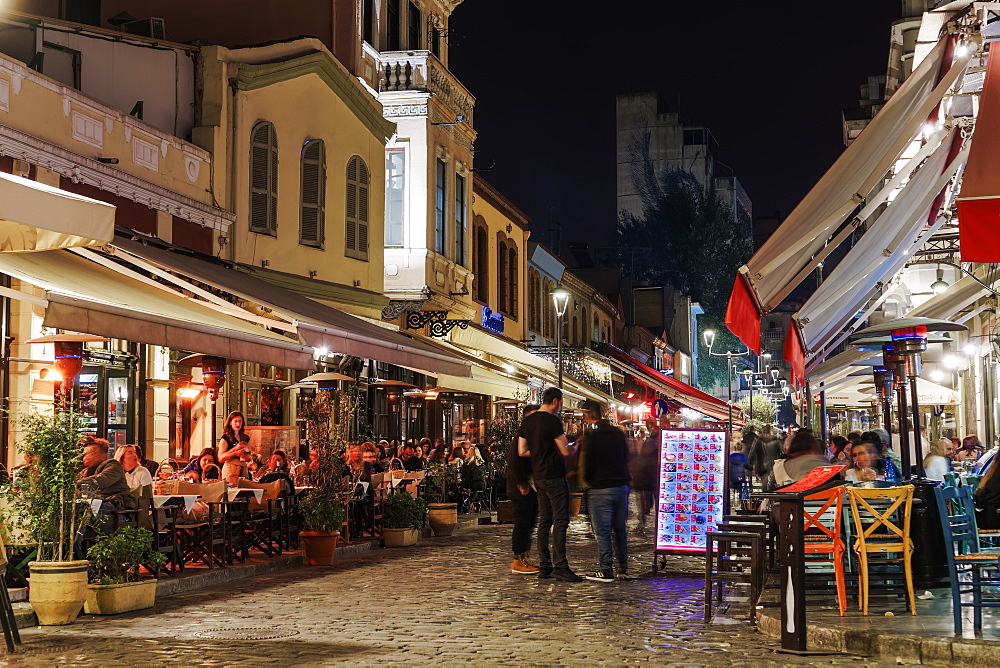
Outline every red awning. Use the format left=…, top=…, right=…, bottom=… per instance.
left=606, top=347, right=739, bottom=424
left=784, top=321, right=806, bottom=389
left=725, top=273, right=762, bottom=355
left=957, top=44, right=1000, bottom=261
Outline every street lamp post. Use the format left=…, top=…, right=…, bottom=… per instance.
left=704, top=329, right=748, bottom=516
left=551, top=287, right=571, bottom=390
left=741, top=354, right=774, bottom=421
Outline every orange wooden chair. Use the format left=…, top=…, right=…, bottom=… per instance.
left=802, top=486, right=848, bottom=616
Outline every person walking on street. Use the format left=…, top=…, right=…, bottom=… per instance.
left=747, top=425, right=782, bottom=491
left=579, top=400, right=630, bottom=582
left=508, top=404, right=541, bottom=575
left=518, top=387, right=582, bottom=582
left=629, top=418, right=660, bottom=535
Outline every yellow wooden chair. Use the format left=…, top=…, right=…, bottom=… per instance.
left=846, top=485, right=915, bottom=616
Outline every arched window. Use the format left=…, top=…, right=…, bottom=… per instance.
left=542, top=278, right=554, bottom=340
left=571, top=316, right=578, bottom=346
left=250, top=121, right=278, bottom=235
left=345, top=156, right=370, bottom=261
left=507, top=245, right=517, bottom=319
left=497, top=234, right=508, bottom=314
left=300, top=139, right=326, bottom=247
left=580, top=307, right=588, bottom=346
left=474, top=219, right=488, bottom=302
left=593, top=313, right=600, bottom=344
left=528, top=270, right=541, bottom=334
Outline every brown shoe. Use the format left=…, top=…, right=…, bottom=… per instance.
left=511, top=554, right=540, bottom=575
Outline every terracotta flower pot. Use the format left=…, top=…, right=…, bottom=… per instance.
left=427, top=502, right=459, bottom=537
left=569, top=492, right=584, bottom=517
left=300, top=530, right=340, bottom=566
left=28, top=560, right=89, bottom=625
left=85, top=580, right=157, bottom=615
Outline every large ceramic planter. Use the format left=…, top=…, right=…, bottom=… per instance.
left=28, top=560, right=89, bottom=625
left=383, top=528, right=419, bottom=547
left=496, top=500, right=515, bottom=524
left=85, top=580, right=157, bottom=615
left=300, top=530, right=340, bottom=566
left=569, top=492, right=584, bottom=517
left=427, top=503, right=459, bottom=537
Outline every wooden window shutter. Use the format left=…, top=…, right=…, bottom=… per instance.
left=345, top=156, right=369, bottom=261
left=509, top=247, right=517, bottom=317
left=250, top=122, right=277, bottom=235
left=300, top=139, right=325, bottom=247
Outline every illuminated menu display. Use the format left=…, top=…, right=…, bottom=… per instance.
left=655, top=429, right=726, bottom=552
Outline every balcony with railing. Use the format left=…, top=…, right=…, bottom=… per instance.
left=377, top=50, right=474, bottom=126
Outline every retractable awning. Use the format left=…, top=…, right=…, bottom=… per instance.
left=0, top=249, right=314, bottom=369
left=797, top=131, right=968, bottom=358
left=109, top=237, right=471, bottom=378
left=0, top=171, right=115, bottom=252
left=726, top=35, right=970, bottom=352
left=605, top=347, right=736, bottom=423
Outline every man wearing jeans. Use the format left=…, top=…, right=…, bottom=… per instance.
left=580, top=400, right=630, bottom=582
left=518, top=387, right=581, bottom=582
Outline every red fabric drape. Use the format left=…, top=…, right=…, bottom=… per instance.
left=957, top=44, right=1000, bottom=261
left=725, top=273, right=762, bottom=354
left=783, top=321, right=806, bottom=389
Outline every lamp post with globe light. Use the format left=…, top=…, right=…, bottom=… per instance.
left=703, top=329, right=747, bottom=434
left=550, top=287, right=571, bottom=389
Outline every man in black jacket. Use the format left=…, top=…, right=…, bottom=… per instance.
left=580, top=400, right=630, bottom=581
left=508, top=404, right=540, bottom=574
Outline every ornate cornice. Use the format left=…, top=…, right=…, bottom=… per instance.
left=0, top=123, right=233, bottom=231
left=235, top=52, right=396, bottom=142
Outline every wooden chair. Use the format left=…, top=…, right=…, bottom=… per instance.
left=236, top=480, right=285, bottom=556
left=174, top=481, right=228, bottom=568
left=846, top=485, right=915, bottom=616
left=934, top=484, right=1000, bottom=634
left=144, top=504, right=182, bottom=577
left=704, top=530, right=763, bottom=623
left=802, top=486, right=848, bottom=616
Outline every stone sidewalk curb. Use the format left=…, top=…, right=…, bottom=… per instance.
left=757, top=598, right=1000, bottom=665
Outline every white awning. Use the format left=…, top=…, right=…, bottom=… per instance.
left=799, top=134, right=968, bottom=352
left=0, top=171, right=115, bottom=252
left=110, top=237, right=472, bottom=378
left=734, top=35, right=968, bottom=314
left=0, top=249, right=314, bottom=369
left=436, top=368, right=528, bottom=399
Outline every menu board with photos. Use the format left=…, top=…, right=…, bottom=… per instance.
left=655, top=428, right=727, bottom=553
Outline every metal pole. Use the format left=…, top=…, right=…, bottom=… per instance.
left=557, top=315, right=563, bottom=389
left=909, top=375, right=924, bottom=478
left=882, top=397, right=893, bottom=447
left=819, top=391, right=828, bottom=442
left=724, top=354, right=733, bottom=517
left=897, top=381, right=911, bottom=478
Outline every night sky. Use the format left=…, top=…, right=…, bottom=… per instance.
left=449, top=2, right=903, bottom=259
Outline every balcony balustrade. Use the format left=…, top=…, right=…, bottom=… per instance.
left=378, top=50, right=474, bottom=126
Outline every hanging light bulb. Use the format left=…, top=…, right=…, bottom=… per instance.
left=930, top=265, right=948, bottom=295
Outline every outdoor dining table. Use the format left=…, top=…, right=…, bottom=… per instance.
left=152, top=494, right=200, bottom=514
left=227, top=488, right=263, bottom=503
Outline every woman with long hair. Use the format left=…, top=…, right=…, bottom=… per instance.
left=115, top=444, right=154, bottom=491
left=829, top=435, right=851, bottom=466
left=217, top=410, right=251, bottom=484
left=923, top=438, right=954, bottom=481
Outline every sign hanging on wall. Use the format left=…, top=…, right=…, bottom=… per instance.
left=481, top=306, right=504, bottom=333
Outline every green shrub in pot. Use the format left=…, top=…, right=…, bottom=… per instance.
left=383, top=491, right=426, bottom=530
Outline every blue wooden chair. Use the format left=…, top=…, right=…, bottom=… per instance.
left=933, top=485, right=1000, bottom=634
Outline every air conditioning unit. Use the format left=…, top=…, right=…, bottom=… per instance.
left=121, top=17, right=166, bottom=41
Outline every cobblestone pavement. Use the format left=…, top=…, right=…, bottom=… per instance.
left=5, top=518, right=891, bottom=667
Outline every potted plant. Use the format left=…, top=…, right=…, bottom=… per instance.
left=84, top=526, right=165, bottom=614
left=485, top=406, right=521, bottom=524
left=298, top=490, right=346, bottom=565
left=0, top=411, right=91, bottom=625
left=297, top=387, right=353, bottom=566
left=383, top=490, right=426, bottom=547
left=425, top=460, right=460, bottom=537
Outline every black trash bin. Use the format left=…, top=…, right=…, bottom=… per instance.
left=909, top=479, right=948, bottom=585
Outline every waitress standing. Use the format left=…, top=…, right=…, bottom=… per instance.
left=218, top=410, right=251, bottom=484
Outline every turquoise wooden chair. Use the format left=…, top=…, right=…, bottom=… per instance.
left=933, top=485, right=1000, bottom=634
